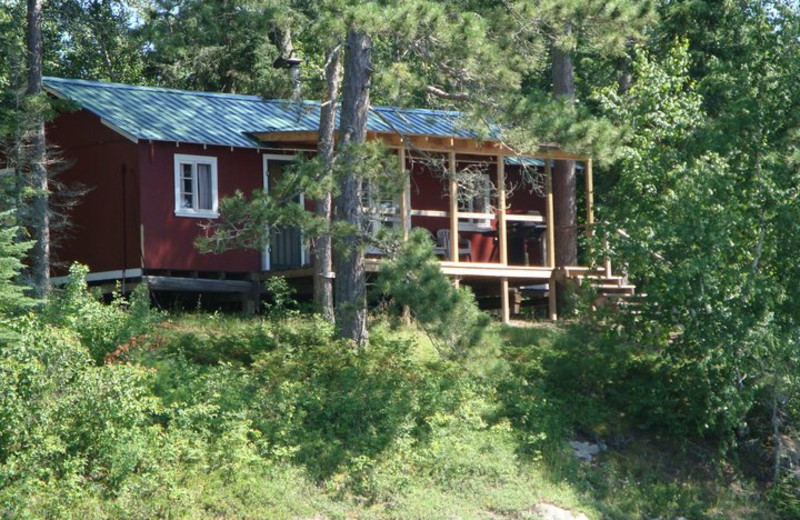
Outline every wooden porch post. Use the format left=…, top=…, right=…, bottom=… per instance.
left=399, top=145, right=411, bottom=324
left=448, top=151, right=459, bottom=263
left=545, top=159, right=557, bottom=320
left=545, top=159, right=556, bottom=267
left=585, top=157, right=594, bottom=238
left=399, top=145, right=410, bottom=240
left=497, top=154, right=508, bottom=266
left=497, top=154, right=510, bottom=324
left=501, top=277, right=510, bottom=324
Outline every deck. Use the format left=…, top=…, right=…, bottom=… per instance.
left=363, top=258, right=553, bottom=280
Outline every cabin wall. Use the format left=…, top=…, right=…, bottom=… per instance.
left=138, top=142, right=263, bottom=272
left=48, top=109, right=141, bottom=275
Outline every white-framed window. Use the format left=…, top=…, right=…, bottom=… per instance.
left=174, top=154, right=219, bottom=218
left=458, top=172, right=492, bottom=230
left=361, top=181, right=399, bottom=236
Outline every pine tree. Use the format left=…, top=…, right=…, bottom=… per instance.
left=47, top=0, right=145, bottom=83
left=0, top=211, right=34, bottom=315
left=313, top=46, right=340, bottom=323
left=334, top=29, right=372, bottom=345
left=137, top=0, right=284, bottom=94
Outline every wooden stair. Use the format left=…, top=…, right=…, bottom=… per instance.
left=561, top=266, right=640, bottom=309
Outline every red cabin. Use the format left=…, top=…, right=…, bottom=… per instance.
left=43, top=77, right=632, bottom=318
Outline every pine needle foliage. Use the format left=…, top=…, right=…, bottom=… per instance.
left=0, top=210, right=34, bottom=317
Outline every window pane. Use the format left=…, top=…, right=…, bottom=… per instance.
left=197, top=164, right=212, bottom=210
left=180, top=163, right=195, bottom=208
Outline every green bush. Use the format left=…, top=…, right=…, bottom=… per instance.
left=43, top=263, right=160, bottom=363
left=262, top=276, right=298, bottom=318
left=768, top=471, right=800, bottom=519
left=0, top=317, right=162, bottom=505
left=252, top=330, right=424, bottom=479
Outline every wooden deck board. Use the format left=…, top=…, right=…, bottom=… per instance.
left=364, top=258, right=554, bottom=280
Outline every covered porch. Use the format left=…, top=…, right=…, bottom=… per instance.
left=254, top=120, right=622, bottom=322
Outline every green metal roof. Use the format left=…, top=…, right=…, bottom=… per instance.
left=43, top=77, right=488, bottom=149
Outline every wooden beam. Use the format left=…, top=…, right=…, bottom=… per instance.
left=497, top=154, right=508, bottom=266
left=449, top=151, right=459, bottom=263
left=399, top=145, right=410, bottom=240
left=251, top=130, right=321, bottom=143
left=252, top=128, right=589, bottom=161
left=585, top=158, right=594, bottom=238
left=506, top=214, right=544, bottom=223
left=500, top=277, right=510, bottom=324
left=439, top=262, right=552, bottom=279
left=535, top=149, right=588, bottom=161
left=51, top=268, right=143, bottom=285
left=545, top=159, right=556, bottom=269
left=144, top=276, right=255, bottom=293
left=548, top=272, right=558, bottom=321
left=366, top=131, right=402, bottom=146
left=261, top=266, right=316, bottom=278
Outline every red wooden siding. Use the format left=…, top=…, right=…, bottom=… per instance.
left=49, top=109, right=141, bottom=274
left=138, top=142, right=263, bottom=272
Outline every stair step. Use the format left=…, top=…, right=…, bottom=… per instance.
left=571, top=275, right=626, bottom=284
left=568, top=272, right=623, bottom=279
left=590, top=281, right=635, bottom=289
left=563, top=266, right=606, bottom=276
left=600, top=292, right=640, bottom=300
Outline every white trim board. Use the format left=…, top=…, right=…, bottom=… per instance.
left=51, top=268, right=143, bottom=285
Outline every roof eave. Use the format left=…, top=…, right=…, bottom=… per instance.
left=251, top=129, right=588, bottom=160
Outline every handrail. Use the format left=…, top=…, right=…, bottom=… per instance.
left=409, top=209, right=544, bottom=223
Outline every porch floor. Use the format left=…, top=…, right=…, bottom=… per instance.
left=364, top=258, right=554, bottom=280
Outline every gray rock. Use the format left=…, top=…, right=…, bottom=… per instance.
left=569, top=441, right=604, bottom=462
left=533, top=502, right=589, bottom=520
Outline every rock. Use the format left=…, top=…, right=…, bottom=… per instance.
left=569, top=441, right=605, bottom=462
left=533, top=502, right=589, bottom=520
left=781, top=434, right=800, bottom=469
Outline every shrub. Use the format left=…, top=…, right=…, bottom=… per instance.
left=262, top=276, right=298, bottom=318
left=0, top=316, right=161, bottom=501
left=43, top=263, right=160, bottom=363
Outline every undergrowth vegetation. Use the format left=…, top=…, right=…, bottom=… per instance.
left=0, top=268, right=788, bottom=519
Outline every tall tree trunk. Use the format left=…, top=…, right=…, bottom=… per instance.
left=551, top=20, right=577, bottom=269
left=314, top=46, right=340, bottom=323
left=26, top=0, right=49, bottom=298
left=334, top=30, right=371, bottom=347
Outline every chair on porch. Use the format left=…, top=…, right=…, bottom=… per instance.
left=436, top=229, right=472, bottom=261
left=413, top=227, right=448, bottom=258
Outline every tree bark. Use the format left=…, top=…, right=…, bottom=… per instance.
left=551, top=20, right=577, bottom=269
left=334, top=30, right=371, bottom=347
left=314, top=46, right=340, bottom=324
left=26, top=0, right=49, bottom=298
